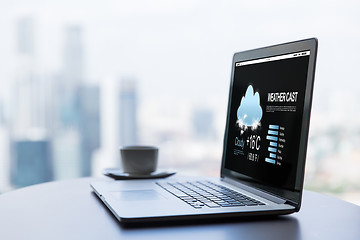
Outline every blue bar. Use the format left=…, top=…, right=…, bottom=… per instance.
left=266, top=135, right=278, bottom=141
left=268, top=147, right=277, bottom=153
left=265, top=158, right=276, bottom=164
left=269, top=125, right=279, bottom=130
left=268, top=130, right=278, bottom=135
left=269, top=141, right=278, bottom=147
left=270, top=153, right=276, bottom=158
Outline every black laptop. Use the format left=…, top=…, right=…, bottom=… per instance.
left=91, top=38, right=318, bottom=224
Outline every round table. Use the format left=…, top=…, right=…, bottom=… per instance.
left=0, top=177, right=359, bottom=240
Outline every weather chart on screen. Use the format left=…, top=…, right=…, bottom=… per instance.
left=225, top=51, right=310, bottom=190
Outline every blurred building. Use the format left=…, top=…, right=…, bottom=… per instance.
left=58, top=25, right=84, bottom=127
left=11, top=136, right=53, bottom=188
left=119, top=79, right=138, bottom=147
left=52, top=25, right=101, bottom=178
left=13, top=17, right=48, bottom=132
left=52, top=129, right=82, bottom=180
left=10, top=17, right=54, bottom=188
left=13, top=75, right=54, bottom=133
left=77, top=85, right=101, bottom=176
left=63, top=25, right=84, bottom=91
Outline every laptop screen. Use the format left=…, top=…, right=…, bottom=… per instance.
left=223, top=49, right=312, bottom=193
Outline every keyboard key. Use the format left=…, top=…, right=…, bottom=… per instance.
left=230, top=203, right=246, bottom=206
left=205, top=202, right=221, bottom=208
left=245, top=203, right=258, bottom=206
left=219, top=203, right=233, bottom=207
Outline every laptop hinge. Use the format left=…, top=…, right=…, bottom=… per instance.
left=222, top=177, right=287, bottom=204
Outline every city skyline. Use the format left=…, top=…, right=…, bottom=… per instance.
left=0, top=16, right=222, bottom=190
left=0, top=1, right=359, bottom=205
left=6, top=19, right=103, bottom=187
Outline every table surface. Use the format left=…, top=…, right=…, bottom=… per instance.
left=0, top=177, right=359, bottom=240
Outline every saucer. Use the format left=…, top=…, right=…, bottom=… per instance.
left=103, top=168, right=176, bottom=180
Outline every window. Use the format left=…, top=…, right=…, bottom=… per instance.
left=0, top=1, right=359, bottom=206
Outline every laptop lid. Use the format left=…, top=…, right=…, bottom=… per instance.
left=221, top=38, right=318, bottom=211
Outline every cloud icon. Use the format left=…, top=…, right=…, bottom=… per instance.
left=237, top=85, right=263, bottom=131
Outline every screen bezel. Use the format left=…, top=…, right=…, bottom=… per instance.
left=220, top=38, right=318, bottom=210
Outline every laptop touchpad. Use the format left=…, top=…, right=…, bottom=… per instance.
left=111, top=190, right=162, bottom=201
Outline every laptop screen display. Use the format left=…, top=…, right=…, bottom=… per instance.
left=224, top=51, right=310, bottom=191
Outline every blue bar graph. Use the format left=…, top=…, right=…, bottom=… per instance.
left=268, top=130, right=278, bottom=135
left=268, top=147, right=277, bottom=153
left=269, top=125, right=279, bottom=130
left=265, top=158, right=276, bottom=164
left=266, top=135, right=278, bottom=141
left=266, top=124, right=282, bottom=165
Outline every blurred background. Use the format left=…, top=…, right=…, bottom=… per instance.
left=0, top=0, right=359, bottom=205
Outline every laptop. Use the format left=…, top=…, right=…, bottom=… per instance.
left=91, top=38, right=318, bottom=224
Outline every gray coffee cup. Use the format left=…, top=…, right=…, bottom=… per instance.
left=120, top=146, right=158, bottom=174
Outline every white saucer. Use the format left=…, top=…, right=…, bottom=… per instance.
left=103, top=168, right=176, bottom=180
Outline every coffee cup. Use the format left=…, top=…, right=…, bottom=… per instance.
left=120, top=146, right=158, bottom=175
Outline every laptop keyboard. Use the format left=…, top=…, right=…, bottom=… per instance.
left=156, top=181, right=265, bottom=209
